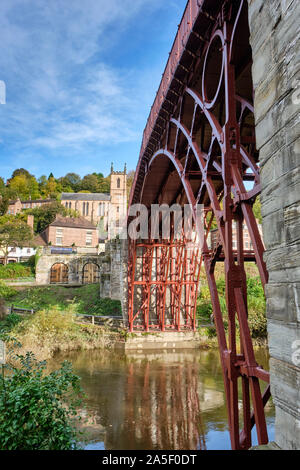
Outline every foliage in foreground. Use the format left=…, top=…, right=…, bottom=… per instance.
left=1, top=308, right=119, bottom=360
left=0, top=351, right=83, bottom=450
left=0, top=280, right=17, bottom=299
left=197, top=276, right=267, bottom=338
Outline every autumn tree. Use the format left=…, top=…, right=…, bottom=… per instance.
left=0, top=220, right=33, bottom=265
left=126, top=170, right=135, bottom=200
left=8, top=173, right=40, bottom=200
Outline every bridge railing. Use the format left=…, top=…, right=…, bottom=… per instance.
left=140, top=0, right=202, bottom=156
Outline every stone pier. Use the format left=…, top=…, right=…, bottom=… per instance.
left=248, top=0, right=300, bottom=449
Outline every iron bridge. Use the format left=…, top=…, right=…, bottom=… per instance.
left=128, top=0, right=271, bottom=450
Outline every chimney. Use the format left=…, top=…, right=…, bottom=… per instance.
left=27, top=215, right=34, bottom=231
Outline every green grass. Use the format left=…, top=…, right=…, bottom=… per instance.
left=7, top=284, right=122, bottom=316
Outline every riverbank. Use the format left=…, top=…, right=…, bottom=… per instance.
left=0, top=310, right=122, bottom=361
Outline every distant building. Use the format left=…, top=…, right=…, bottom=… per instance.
left=209, top=222, right=263, bottom=251
left=37, top=215, right=98, bottom=249
left=61, top=164, right=127, bottom=239
left=0, top=246, right=36, bottom=264
left=7, top=198, right=55, bottom=215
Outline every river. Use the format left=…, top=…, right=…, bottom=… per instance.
left=50, top=347, right=275, bottom=450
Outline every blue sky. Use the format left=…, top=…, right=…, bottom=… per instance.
left=0, top=0, right=187, bottom=180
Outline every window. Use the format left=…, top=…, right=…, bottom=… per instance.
left=69, top=202, right=72, bottom=210
left=65, top=202, right=68, bottom=208
left=117, top=178, right=121, bottom=189
left=83, top=202, right=86, bottom=216
left=10, top=248, right=16, bottom=253
left=27, top=249, right=31, bottom=254
left=117, top=206, right=119, bottom=213
left=56, top=229, right=63, bottom=246
left=98, top=203, right=101, bottom=216
left=86, top=202, right=89, bottom=216
left=86, top=231, right=93, bottom=246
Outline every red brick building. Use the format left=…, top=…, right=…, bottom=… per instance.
left=38, top=216, right=98, bottom=248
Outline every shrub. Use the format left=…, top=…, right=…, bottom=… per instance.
left=0, top=280, right=17, bottom=300
left=15, top=309, right=76, bottom=339
left=0, top=263, right=33, bottom=280
left=0, top=351, right=83, bottom=450
left=0, top=313, right=22, bottom=333
left=92, top=298, right=122, bottom=316
left=197, top=275, right=267, bottom=338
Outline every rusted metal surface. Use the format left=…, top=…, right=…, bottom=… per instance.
left=128, top=0, right=270, bottom=450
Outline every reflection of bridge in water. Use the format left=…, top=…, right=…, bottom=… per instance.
left=124, top=358, right=207, bottom=450
left=57, top=350, right=242, bottom=450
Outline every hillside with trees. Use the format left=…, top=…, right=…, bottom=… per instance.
left=0, top=168, right=117, bottom=202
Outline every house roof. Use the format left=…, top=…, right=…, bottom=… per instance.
left=49, top=216, right=97, bottom=230
left=61, top=192, right=110, bottom=202
left=34, top=233, right=48, bottom=246
left=21, top=199, right=55, bottom=204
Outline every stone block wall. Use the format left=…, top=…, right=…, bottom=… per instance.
left=36, top=251, right=103, bottom=285
left=248, top=0, right=300, bottom=449
left=99, top=239, right=128, bottom=319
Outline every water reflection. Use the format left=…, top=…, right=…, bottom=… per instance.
left=50, top=348, right=275, bottom=450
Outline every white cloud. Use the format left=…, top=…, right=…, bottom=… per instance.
left=0, top=0, right=163, bottom=151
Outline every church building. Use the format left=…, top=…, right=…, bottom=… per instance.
left=61, top=164, right=127, bottom=240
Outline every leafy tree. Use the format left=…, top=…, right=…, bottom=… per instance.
left=126, top=170, right=135, bottom=198
left=63, top=173, right=81, bottom=190
left=79, top=174, right=100, bottom=193
left=26, top=201, right=77, bottom=234
left=0, top=220, right=33, bottom=265
left=253, top=196, right=262, bottom=224
left=45, top=176, right=58, bottom=198
left=38, top=175, right=48, bottom=196
left=0, top=177, right=5, bottom=195
left=0, top=194, right=9, bottom=216
left=98, top=176, right=110, bottom=193
left=0, top=352, right=83, bottom=450
left=10, top=168, right=33, bottom=180
left=8, top=174, right=40, bottom=200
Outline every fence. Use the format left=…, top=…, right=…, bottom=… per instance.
left=8, top=305, right=126, bottom=328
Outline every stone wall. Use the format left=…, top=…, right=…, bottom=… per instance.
left=36, top=251, right=103, bottom=285
left=99, top=239, right=128, bottom=323
left=248, top=0, right=300, bottom=449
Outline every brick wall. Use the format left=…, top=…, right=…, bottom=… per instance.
left=47, top=225, right=98, bottom=248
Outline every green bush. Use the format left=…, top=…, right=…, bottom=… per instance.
left=0, top=263, right=34, bottom=280
left=91, top=298, right=122, bottom=316
left=0, top=280, right=17, bottom=300
left=0, top=351, right=83, bottom=450
left=197, top=276, right=267, bottom=338
left=0, top=313, right=22, bottom=333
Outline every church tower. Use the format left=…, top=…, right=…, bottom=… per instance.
left=109, top=163, right=127, bottom=238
